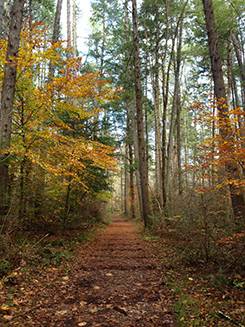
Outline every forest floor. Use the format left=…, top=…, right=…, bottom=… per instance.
left=0, top=217, right=175, bottom=327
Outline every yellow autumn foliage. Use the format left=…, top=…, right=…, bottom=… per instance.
left=0, top=25, right=117, bottom=194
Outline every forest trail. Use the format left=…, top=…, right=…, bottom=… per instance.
left=8, top=218, right=175, bottom=326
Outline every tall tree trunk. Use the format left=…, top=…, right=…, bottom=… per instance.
left=161, top=67, right=167, bottom=208
left=72, top=0, right=77, bottom=56
left=131, top=0, right=150, bottom=226
left=166, top=44, right=182, bottom=203
left=231, top=33, right=245, bottom=109
left=0, top=0, right=25, bottom=212
left=0, top=1, right=5, bottom=37
left=202, top=0, right=245, bottom=219
left=152, top=58, right=162, bottom=208
left=53, top=0, right=63, bottom=42
left=127, top=102, right=136, bottom=219
left=0, top=0, right=9, bottom=38
left=175, top=20, right=184, bottom=195
left=128, top=143, right=136, bottom=219
left=49, top=0, right=63, bottom=79
left=133, top=113, right=143, bottom=218
left=67, top=0, right=72, bottom=48
left=124, top=145, right=129, bottom=216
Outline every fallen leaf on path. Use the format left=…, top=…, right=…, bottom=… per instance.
left=80, top=300, right=87, bottom=307
left=62, top=276, right=69, bottom=281
left=0, top=304, right=12, bottom=312
left=89, top=306, right=98, bottom=313
left=55, top=310, right=67, bottom=316
left=3, top=315, right=13, bottom=321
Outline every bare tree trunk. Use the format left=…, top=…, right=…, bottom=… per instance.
left=175, top=21, right=184, bottom=195
left=161, top=67, right=167, bottom=209
left=131, top=0, right=150, bottom=226
left=0, top=0, right=9, bottom=38
left=67, top=0, right=72, bottom=48
left=124, top=145, right=129, bottom=216
left=166, top=43, right=181, bottom=201
left=0, top=1, right=5, bottom=36
left=63, top=181, right=71, bottom=227
left=202, top=0, right=245, bottom=219
left=0, top=0, right=25, bottom=212
left=133, top=117, right=142, bottom=217
left=231, top=33, right=245, bottom=109
left=127, top=102, right=136, bottom=219
left=72, top=0, right=77, bottom=56
left=152, top=60, right=162, bottom=207
left=53, top=0, right=63, bottom=42
left=128, top=143, right=136, bottom=219
left=49, top=0, right=63, bottom=79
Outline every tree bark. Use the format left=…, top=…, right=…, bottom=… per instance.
left=175, top=20, right=183, bottom=195
left=124, top=145, right=129, bottom=216
left=131, top=0, right=150, bottom=226
left=231, top=33, right=245, bottom=109
left=53, top=0, right=63, bottom=43
left=127, top=102, right=136, bottom=219
left=72, top=0, right=77, bottom=55
left=166, top=28, right=182, bottom=202
left=67, top=0, right=72, bottom=48
left=0, top=0, right=9, bottom=38
left=152, top=52, right=162, bottom=208
left=49, top=0, right=63, bottom=79
left=0, top=0, right=25, bottom=211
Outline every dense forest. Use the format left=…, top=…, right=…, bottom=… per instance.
left=0, top=0, right=244, bottom=326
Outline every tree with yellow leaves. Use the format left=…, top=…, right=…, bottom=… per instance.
left=0, top=24, right=116, bottom=226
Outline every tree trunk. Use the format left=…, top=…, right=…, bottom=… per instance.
left=52, top=0, right=63, bottom=42
left=128, top=143, right=136, bottom=219
left=231, top=33, right=245, bottom=109
left=127, top=102, right=136, bottom=219
left=175, top=21, right=184, bottom=195
left=0, top=0, right=25, bottom=212
left=49, top=0, right=63, bottom=79
left=202, top=0, right=245, bottom=219
left=166, top=44, right=181, bottom=202
left=72, top=0, right=77, bottom=55
left=124, top=145, right=129, bottom=216
left=152, top=59, right=162, bottom=208
left=131, top=0, right=150, bottom=226
left=133, top=110, right=143, bottom=218
left=161, top=67, right=167, bottom=209
left=63, top=182, right=71, bottom=227
left=0, top=0, right=9, bottom=38
left=0, top=1, right=5, bottom=37
left=67, top=0, right=72, bottom=48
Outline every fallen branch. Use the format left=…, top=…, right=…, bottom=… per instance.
left=217, top=310, right=245, bottom=327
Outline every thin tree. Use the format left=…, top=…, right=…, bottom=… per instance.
left=49, top=0, right=63, bottom=79
left=67, top=0, right=72, bottom=48
left=131, top=0, right=150, bottom=226
left=0, top=0, right=26, bottom=211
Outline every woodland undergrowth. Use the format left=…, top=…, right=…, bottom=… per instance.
left=142, top=191, right=245, bottom=326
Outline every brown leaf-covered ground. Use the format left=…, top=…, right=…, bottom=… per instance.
left=0, top=218, right=175, bottom=326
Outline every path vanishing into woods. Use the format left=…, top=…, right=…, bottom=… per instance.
left=6, top=218, right=175, bottom=326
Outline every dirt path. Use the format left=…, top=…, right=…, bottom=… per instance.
left=5, top=218, right=175, bottom=326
